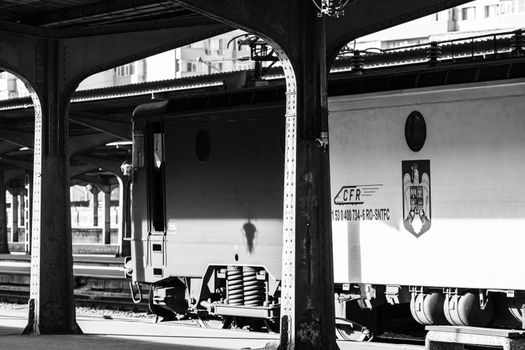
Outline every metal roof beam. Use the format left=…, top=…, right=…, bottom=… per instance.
left=0, top=129, right=34, bottom=149
left=70, top=164, right=98, bottom=178
left=0, top=143, right=24, bottom=156
left=71, top=174, right=112, bottom=193
left=69, top=114, right=131, bottom=140
left=69, top=133, right=119, bottom=158
left=4, top=168, right=25, bottom=185
left=75, top=155, right=123, bottom=176
left=26, top=1, right=189, bottom=27
left=0, top=157, right=32, bottom=170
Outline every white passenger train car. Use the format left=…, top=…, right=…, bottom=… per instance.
left=330, top=79, right=525, bottom=327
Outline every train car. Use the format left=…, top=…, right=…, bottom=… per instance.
left=129, top=88, right=285, bottom=330
left=330, top=77, right=525, bottom=329
left=127, top=51, right=525, bottom=331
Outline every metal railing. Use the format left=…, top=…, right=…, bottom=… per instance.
left=333, top=29, right=524, bottom=73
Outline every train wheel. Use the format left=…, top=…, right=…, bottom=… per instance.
left=148, top=288, right=176, bottom=322
left=507, top=300, right=525, bottom=325
left=443, top=291, right=493, bottom=326
left=489, top=294, right=525, bottom=328
left=410, top=291, right=447, bottom=325
left=263, top=319, right=280, bottom=334
left=198, top=316, right=233, bottom=329
left=335, top=318, right=373, bottom=342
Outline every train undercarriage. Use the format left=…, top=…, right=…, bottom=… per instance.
left=140, top=265, right=371, bottom=340
left=139, top=264, right=525, bottom=339
left=147, top=265, right=281, bottom=331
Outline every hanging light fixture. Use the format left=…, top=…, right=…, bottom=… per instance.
left=311, top=0, right=353, bottom=18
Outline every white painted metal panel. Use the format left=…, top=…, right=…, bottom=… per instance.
left=329, top=80, right=525, bottom=290
left=162, top=117, right=284, bottom=280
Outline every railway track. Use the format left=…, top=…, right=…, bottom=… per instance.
left=0, top=280, right=150, bottom=312
left=0, top=254, right=150, bottom=312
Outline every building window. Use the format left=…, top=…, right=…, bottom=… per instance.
left=115, top=63, right=135, bottom=77
left=186, top=62, right=196, bottom=72
left=383, top=38, right=427, bottom=50
left=461, top=6, right=476, bottom=20
left=484, top=4, right=498, bottom=17
left=500, top=0, right=525, bottom=13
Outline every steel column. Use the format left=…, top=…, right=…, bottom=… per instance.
left=173, top=1, right=336, bottom=348
left=19, top=192, right=25, bottom=235
left=10, top=192, right=18, bottom=242
left=280, top=10, right=335, bottom=350
left=89, top=185, right=100, bottom=227
left=23, top=39, right=80, bottom=335
left=24, top=173, right=32, bottom=254
left=102, top=190, right=111, bottom=245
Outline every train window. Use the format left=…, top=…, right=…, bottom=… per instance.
left=405, top=111, right=426, bottom=152
left=132, top=130, right=145, bottom=169
left=153, top=133, right=163, bottom=169
left=150, top=130, right=165, bottom=232
left=152, top=244, right=162, bottom=252
left=195, top=129, right=210, bottom=162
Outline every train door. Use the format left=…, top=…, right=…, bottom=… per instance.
left=146, top=121, right=167, bottom=279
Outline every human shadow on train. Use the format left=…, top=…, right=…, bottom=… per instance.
left=242, top=220, right=258, bottom=254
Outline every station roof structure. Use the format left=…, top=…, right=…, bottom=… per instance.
left=0, top=1, right=218, bottom=35
left=0, top=0, right=474, bottom=190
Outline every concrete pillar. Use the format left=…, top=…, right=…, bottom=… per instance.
left=0, top=171, right=8, bottom=254
left=102, top=190, right=111, bottom=245
left=10, top=192, right=18, bottom=243
left=23, top=39, right=80, bottom=335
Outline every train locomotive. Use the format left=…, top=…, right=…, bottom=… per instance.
left=126, top=45, right=525, bottom=333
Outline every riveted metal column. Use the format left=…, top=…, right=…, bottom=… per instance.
left=0, top=171, right=8, bottom=253
left=23, top=39, right=80, bottom=335
left=171, top=2, right=336, bottom=348
left=277, top=5, right=335, bottom=350
left=24, top=172, right=32, bottom=254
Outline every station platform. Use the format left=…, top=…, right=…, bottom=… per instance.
left=0, top=308, right=276, bottom=350
left=0, top=307, right=423, bottom=350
